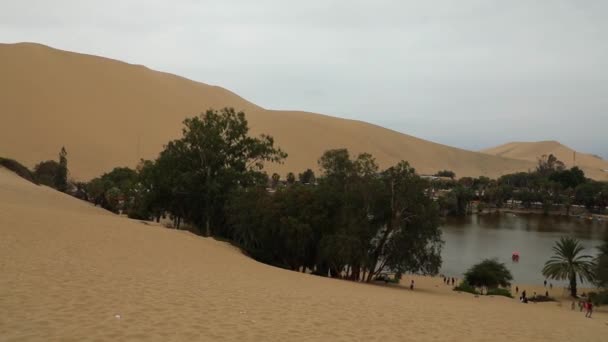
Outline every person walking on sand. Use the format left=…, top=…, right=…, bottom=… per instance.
left=451, top=277, right=455, bottom=286
left=410, top=279, right=415, bottom=290
left=543, top=279, right=547, bottom=287
left=571, top=301, right=576, bottom=310
left=515, top=286, right=519, bottom=294
left=585, top=300, right=593, bottom=318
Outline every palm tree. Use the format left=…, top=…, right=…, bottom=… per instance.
left=542, top=237, right=596, bottom=297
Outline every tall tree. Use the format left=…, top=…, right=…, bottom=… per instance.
left=286, top=172, right=296, bottom=185
left=536, top=154, right=565, bottom=177
left=54, top=147, right=68, bottom=192
left=542, top=237, right=596, bottom=297
left=151, top=108, right=286, bottom=236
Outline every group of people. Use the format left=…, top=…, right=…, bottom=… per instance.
left=442, top=275, right=455, bottom=286
left=573, top=300, right=594, bottom=318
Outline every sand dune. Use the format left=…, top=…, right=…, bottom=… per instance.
left=1, top=167, right=606, bottom=341
left=0, top=42, right=540, bottom=181
left=482, top=141, right=608, bottom=181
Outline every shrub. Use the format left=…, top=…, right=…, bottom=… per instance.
left=486, top=287, right=513, bottom=298
left=0, top=157, right=38, bottom=185
left=464, top=259, right=513, bottom=289
left=454, top=281, right=479, bottom=295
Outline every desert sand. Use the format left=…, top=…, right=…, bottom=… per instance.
left=1, top=167, right=606, bottom=341
left=0, top=42, right=541, bottom=181
left=483, top=141, right=608, bottom=181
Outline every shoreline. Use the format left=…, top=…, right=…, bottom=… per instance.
left=476, top=207, right=608, bottom=221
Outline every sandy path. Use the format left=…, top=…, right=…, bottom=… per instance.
left=1, top=167, right=606, bottom=341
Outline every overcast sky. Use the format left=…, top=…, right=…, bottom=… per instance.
left=2, top=0, right=607, bottom=157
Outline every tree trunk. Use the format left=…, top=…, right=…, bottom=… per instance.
left=569, top=273, right=577, bottom=297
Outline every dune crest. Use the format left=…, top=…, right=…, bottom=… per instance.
left=0, top=42, right=541, bottom=181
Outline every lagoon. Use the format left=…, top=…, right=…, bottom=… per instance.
left=440, top=213, right=607, bottom=286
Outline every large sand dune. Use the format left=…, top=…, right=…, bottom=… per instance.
left=1, top=167, right=606, bottom=341
left=0, top=42, right=540, bottom=181
left=482, top=141, right=608, bottom=181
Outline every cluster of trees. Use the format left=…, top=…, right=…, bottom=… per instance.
left=74, top=108, right=443, bottom=281
left=431, top=154, right=608, bottom=216
left=227, top=150, right=443, bottom=280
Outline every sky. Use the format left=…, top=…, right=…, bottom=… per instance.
left=1, top=0, right=607, bottom=158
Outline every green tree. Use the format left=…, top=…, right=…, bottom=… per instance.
left=434, top=170, right=455, bottom=179
left=536, top=154, right=565, bottom=177
left=464, top=259, right=513, bottom=291
left=298, top=168, right=316, bottom=184
left=271, top=173, right=281, bottom=189
left=104, top=187, right=123, bottom=213
left=152, top=108, right=286, bottom=236
left=286, top=172, right=296, bottom=185
left=367, top=161, right=443, bottom=280
left=575, top=182, right=601, bottom=211
left=451, top=185, right=474, bottom=216
left=542, top=237, right=596, bottom=297
left=54, top=147, right=68, bottom=192
left=33, top=160, right=60, bottom=187
left=549, top=167, right=586, bottom=189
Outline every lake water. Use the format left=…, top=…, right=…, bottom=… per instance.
left=440, top=213, right=607, bottom=286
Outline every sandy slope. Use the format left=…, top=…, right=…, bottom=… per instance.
left=1, top=168, right=606, bottom=341
left=482, top=141, right=608, bottom=181
left=0, top=42, right=538, bottom=181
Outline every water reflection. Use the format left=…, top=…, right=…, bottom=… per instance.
left=440, top=213, right=607, bottom=285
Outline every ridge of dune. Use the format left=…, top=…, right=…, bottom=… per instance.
left=1, top=166, right=606, bottom=341
left=0, top=42, right=540, bottom=181
left=482, top=141, right=608, bottom=180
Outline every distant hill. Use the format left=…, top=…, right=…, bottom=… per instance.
left=481, top=141, right=608, bottom=181
left=0, top=42, right=541, bottom=180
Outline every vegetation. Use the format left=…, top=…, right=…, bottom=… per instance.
left=463, top=259, right=513, bottom=290
left=595, top=236, right=608, bottom=288
left=542, top=237, right=596, bottom=297
left=68, top=108, right=443, bottom=281
left=86, top=167, right=139, bottom=214
left=453, top=281, right=479, bottom=295
left=54, top=147, right=69, bottom=192
left=136, top=108, right=286, bottom=235
left=486, top=287, right=513, bottom=298
left=431, top=154, right=607, bottom=217
left=226, top=149, right=443, bottom=281
left=34, top=160, right=60, bottom=187
left=434, top=170, right=455, bottom=179
left=0, top=157, right=38, bottom=184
